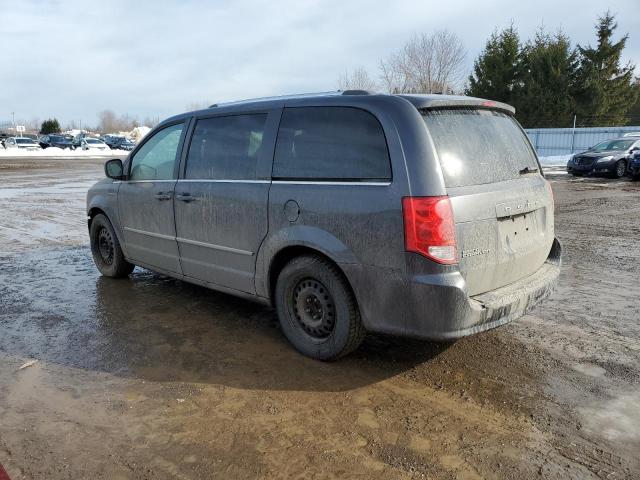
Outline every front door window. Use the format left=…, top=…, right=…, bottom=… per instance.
left=129, top=123, right=184, bottom=181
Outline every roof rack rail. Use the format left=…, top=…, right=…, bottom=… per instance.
left=208, top=91, right=343, bottom=109
left=340, top=89, right=373, bottom=96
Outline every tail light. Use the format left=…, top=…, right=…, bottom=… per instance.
left=402, top=196, right=457, bottom=264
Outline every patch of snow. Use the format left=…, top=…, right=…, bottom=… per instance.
left=130, top=126, right=151, bottom=142
left=538, top=155, right=572, bottom=167
left=0, top=147, right=129, bottom=157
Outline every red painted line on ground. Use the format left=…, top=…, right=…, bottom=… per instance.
left=0, top=463, right=11, bottom=480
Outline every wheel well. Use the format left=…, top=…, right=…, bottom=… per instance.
left=87, top=207, right=107, bottom=229
left=268, top=246, right=356, bottom=303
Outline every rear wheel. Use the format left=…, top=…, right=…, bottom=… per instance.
left=274, top=255, right=364, bottom=360
left=90, top=214, right=134, bottom=278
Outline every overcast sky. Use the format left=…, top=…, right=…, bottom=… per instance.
left=1, top=0, right=638, bottom=127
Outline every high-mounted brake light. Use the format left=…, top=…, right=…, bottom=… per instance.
left=402, top=196, right=457, bottom=264
left=482, top=100, right=497, bottom=107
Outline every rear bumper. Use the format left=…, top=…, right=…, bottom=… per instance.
left=344, top=238, right=562, bottom=340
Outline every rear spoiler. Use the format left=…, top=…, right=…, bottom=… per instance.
left=399, top=95, right=516, bottom=115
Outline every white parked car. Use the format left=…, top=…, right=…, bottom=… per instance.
left=79, top=137, right=108, bottom=151
left=3, top=137, right=42, bottom=151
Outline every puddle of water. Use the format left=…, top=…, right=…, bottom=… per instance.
left=580, top=392, right=640, bottom=442
left=0, top=181, right=96, bottom=199
left=571, top=362, right=606, bottom=378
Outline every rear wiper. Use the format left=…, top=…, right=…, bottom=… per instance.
left=519, top=166, right=539, bottom=175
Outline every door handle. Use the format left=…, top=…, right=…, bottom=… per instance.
left=154, top=191, right=173, bottom=201
left=175, top=192, right=198, bottom=202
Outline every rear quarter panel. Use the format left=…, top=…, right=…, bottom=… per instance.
left=255, top=96, right=444, bottom=304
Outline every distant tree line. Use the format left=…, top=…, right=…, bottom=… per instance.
left=338, top=11, right=638, bottom=128
left=96, top=110, right=159, bottom=134
left=467, top=12, right=639, bottom=127
left=31, top=112, right=160, bottom=135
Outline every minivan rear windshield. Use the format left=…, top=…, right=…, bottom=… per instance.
left=422, top=108, right=539, bottom=188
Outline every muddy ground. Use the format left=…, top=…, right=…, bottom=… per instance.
left=0, top=157, right=638, bottom=479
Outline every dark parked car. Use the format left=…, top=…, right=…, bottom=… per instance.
left=629, top=150, right=640, bottom=180
left=87, top=91, right=561, bottom=360
left=39, top=134, right=76, bottom=150
left=567, top=137, right=640, bottom=177
left=104, top=136, right=136, bottom=151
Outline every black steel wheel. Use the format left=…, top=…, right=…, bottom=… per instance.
left=275, top=254, right=364, bottom=360
left=90, top=214, right=134, bottom=278
left=97, top=227, right=115, bottom=265
left=291, top=278, right=336, bottom=339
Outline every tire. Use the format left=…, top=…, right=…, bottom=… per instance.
left=613, top=160, right=626, bottom=178
left=89, top=214, right=134, bottom=278
left=274, top=255, right=365, bottom=360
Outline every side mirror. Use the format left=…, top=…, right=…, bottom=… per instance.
left=105, top=159, right=124, bottom=180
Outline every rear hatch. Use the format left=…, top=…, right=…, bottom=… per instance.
left=422, top=108, right=554, bottom=296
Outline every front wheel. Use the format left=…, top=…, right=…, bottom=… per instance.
left=89, top=214, right=134, bottom=278
left=613, top=160, right=626, bottom=178
left=274, top=255, right=365, bottom=360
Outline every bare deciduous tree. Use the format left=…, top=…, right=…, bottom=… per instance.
left=337, top=66, right=378, bottom=91
left=98, top=110, right=144, bottom=134
left=143, top=115, right=160, bottom=128
left=186, top=101, right=212, bottom=111
left=379, top=30, right=466, bottom=94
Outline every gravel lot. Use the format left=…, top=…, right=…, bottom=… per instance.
left=0, top=157, right=638, bottom=479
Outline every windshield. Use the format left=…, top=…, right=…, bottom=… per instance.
left=16, top=138, right=36, bottom=144
left=590, top=139, right=635, bottom=152
left=422, top=108, right=538, bottom=188
left=86, top=139, right=101, bottom=144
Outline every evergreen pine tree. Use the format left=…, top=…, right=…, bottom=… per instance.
left=574, top=11, right=637, bottom=126
left=516, top=30, right=578, bottom=128
left=625, top=80, right=640, bottom=126
left=40, top=118, right=61, bottom=134
left=466, top=25, right=522, bottom=106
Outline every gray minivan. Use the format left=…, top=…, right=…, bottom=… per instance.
left=87, top=91, right=561, bottom=360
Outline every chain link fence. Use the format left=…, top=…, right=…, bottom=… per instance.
left=525, top=125, right=640, bottom=157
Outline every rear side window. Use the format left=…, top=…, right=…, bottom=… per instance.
left=423, top=109, right=539, bottom=188
left=273, top=107, right=390, bottom=181
left=185, top=114, right=267, bottom=180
